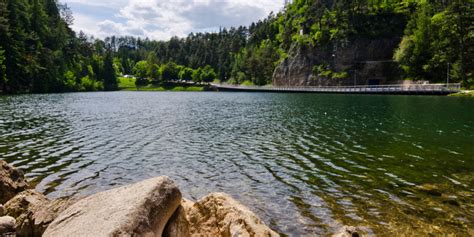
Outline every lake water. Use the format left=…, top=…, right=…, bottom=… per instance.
left=0, top=92, right=473, bottom=235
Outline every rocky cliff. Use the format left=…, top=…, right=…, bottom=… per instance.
left=272, top=37, right=402, bottom=87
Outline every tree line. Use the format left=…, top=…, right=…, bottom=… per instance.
left=0, top=0, right=472, bottom=94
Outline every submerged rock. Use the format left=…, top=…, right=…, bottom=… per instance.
left=0, top=216, right=16, bottom=235
left=0, top=160, right=28, bottom=204
left=4, top=189, right=73, bottom=237
left=332, top=226, right=361, bottom=237
left=43, top=176, right=182, bottom=237
left=416, top=184, right=443, bottom=196
left=165, top=193, right=279, bottom=237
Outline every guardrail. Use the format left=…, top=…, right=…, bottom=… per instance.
left=212, top=83, right=461, bottom=94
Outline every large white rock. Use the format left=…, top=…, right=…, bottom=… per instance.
left=165, top=193, right=279, bottom=237
left=44, top=176, right=182, bottom=237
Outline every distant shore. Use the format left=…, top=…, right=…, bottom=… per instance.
left=118, top=77, right=210, bottom=92
left=449, top=90, right=474, bottom=97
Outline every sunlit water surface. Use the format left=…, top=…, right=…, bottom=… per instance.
left=0, top=92, right=473, bottom=235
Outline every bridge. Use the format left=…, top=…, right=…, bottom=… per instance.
left=211, top=83, right=461, bottom=95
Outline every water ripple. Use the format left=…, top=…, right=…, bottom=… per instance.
left=0, top=92, right=473, bottom=235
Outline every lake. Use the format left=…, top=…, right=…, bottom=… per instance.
left=0, top=92, right=473, bottom=235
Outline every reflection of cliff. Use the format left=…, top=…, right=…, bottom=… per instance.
left=272, top=37, right=402, bottom=87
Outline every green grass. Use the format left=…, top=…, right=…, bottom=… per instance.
left=130, top=86, right=204, bottom=91
left=118, top=77, right=137, bottom=89
left=449, top=90, right=474, bottom=97
left=118, top=77, right=205, bottom=91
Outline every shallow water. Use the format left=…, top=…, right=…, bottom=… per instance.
left=0, top=92, right=473, bottom=235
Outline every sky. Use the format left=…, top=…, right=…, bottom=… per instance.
left=59, top=0, right=284, bottom=40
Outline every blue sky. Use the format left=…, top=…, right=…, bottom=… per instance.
left=60, top=0, right=284, bottom=40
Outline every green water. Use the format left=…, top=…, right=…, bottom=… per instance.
left=0, top=92, right=473, bottom=235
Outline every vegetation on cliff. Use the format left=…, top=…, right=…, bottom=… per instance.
left=0, top=0, right=472, bottom=93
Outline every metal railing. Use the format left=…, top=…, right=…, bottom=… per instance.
left=212, top=83, right=461, bottom=94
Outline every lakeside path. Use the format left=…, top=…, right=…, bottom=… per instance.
left=211, top=83, right=462, bottom=95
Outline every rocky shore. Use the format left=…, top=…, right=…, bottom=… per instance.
left=0, top=160, right=281, bottom=236
left=0, top=160, right=364, bottom=237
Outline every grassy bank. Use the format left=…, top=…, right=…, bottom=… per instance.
left=449, top=90, right=474, bottom=97
left=118, top=77, right=205, bottom=92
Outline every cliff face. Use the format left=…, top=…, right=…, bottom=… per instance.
left=272, top=37, right=402, bottom=87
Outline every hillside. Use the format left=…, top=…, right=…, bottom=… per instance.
left=272, top=0, right=473, bottom=87
left=0, top=0, right=472, bottom=93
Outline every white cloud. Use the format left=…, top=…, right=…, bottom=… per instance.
left=60, top=0, right=283, bottom=40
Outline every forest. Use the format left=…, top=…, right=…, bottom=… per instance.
left=0, top=0, right=472, bottom=93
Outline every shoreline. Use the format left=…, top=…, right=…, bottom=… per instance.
left=0, top=160, right=364, bottom=236
left=448, top=90, right=474, bottom=97
left=0, top=160, right=281, bottom=236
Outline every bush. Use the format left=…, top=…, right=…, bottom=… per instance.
left=64, top=70, right=77, bottom=91
left=80, top=76, right=102, bottom=91
left=332, top=72, right=349, bottom=79
left=241, top=80, right=255, bottom=86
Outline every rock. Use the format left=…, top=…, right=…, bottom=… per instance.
left=0, top=204, right=5, bottom=216
left=272, top=38, right=401, bottom=87
left=0, top=160, right=28, bottom=204
left=163, top=200, right=192, bottom=237
left=0, top=216, right=16, bottom=234
left=442, top=195, right=460, bottom=207
left=4, top=189, right=73, bottom=237
left=332, top=226, right=361, bottom=237
left=43, top=176, right=182, bottom=237
left=416, top=184, right=442, bottom=196
left=165, top=193, right=279, bottom=237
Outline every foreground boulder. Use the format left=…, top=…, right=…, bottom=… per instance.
left=4, top=190, right=74, bottom=237
left=165, top=193, right=279, bottom=237
left=0, top=160, right=28, bottom=204
left=43, top=176, right=182, bottom=237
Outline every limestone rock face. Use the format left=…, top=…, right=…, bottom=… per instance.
left=165, top=193, right=279, bottom=237
left=43, top=176, right=182, bottom=237
left=0, top=216, right=16, bottom=235
left=272, top=38, right=401, bottom=87
left=272, top=44, right=315, bottom=87
left=0, top=160, right=28, bottom=204
left=4, top=189, right=73, bottom=237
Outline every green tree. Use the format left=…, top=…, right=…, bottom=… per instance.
left=200, top=65, right=217, bottom=83
left=133, top=60, right=148, bottom=79
left=160, top=62, right=179, bottom=81
left=0, top=47, right=5, bottom=91
left=148, top=64, right=161, bottom=82
left=103, top=50, right=117, bottom=91
left=179, top=67, right=193, bottom=81
left=133, top=60, right=149, bottom=86
left=192, top=67, right=203, bottom=83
